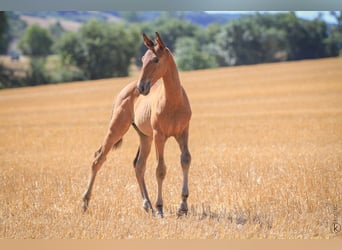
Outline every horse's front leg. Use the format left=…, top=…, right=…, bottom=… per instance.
left=176, top=128, right=191, bottom=216
left=154, top=131, right=167, bottom=217
left=133, top=134, right=154, bottom=214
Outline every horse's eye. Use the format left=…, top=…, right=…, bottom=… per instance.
left=153, top=58, right=159, bottom=63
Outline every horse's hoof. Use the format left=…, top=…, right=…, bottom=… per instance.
left=177, top=209, right=188, bottom=217
left=156, top=212, right=164, bottom=218
left=82, top=196, right=89, bottom=212
left=177, top=202, right=188, bottom=217
left=156, top=206, right=164, bottom=218
left=143, top=199, right=154, bottom=214
left=82, top=202, right=88, bottom=212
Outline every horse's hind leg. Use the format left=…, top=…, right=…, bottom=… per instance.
left=82, top=145, right=107, bottom=211
left=176, top=128, right=191, bottom=216
left=82, top=130, right=122, bottom=212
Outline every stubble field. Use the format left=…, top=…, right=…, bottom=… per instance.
left=0, top=57, right=341, bottom=239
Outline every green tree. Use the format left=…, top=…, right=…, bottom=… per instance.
left=281, top=13, right=329, bottom=60
left=0, top=63, right=25, bottom=89
left=136, top=17, right=201, bottom=66
left=6, top=11, right=27, bottom=41
left=214, top=17, right=286, bottom=66
left=57, top=19, right=140, bottom=80
left=27, top=58, right=49, bottom=86
left=19, top=25, right=53, bottom=56
left=214, top=13, right=335, bottom=66
left=148, top=17, right=200, bottom=51
left=49, top=21, right=65, bottom=40
left=327, top=11, right=342, bottom=56
left=0, top=11, right=10, bottom=54
left=175, top=37, right=218, bottom=71
left=56, top=31, right=87, bottom=70
left=255, top=12, right=334, bottom=60
left=201, top=23, right=221, bottom=44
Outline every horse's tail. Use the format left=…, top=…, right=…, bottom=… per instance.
left=93, top=138, right=123, bottom=158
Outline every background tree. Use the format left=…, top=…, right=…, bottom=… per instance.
left=175, top=37, right=218, bottom=71
left=17, top=25, right=53, bottom=85
left=26, top=58, right=49, bottom=86
left=6, top=12, right=27, bottom=42
left=49, top=21, right=65, bottom=40
left=140, top=17, right=200, bottom=52
left=57, top=19, right=140, bottom=80
left=212, top=13, right=336, bottom=66
left=18, top=24, right=53, bottom=56
left=326, top=11, right=342, bottom=56
left=213, top=18, right=286, bottom=66
left=154, top=18, right=200, bottom=52
left=281, top=13, right=329, bottom=60
left=0, top=11, right=10, bottom=54
left=1, top=11, right=341, bottom=89
left=56, top=31, right=87, bottom=70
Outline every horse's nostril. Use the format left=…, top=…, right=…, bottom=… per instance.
left=137, top=82, right=150, bottom=95
left=138, top=85, right=144, bottom=94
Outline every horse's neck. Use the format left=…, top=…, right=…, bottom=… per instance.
left=161, top=53, right=183, bottom=105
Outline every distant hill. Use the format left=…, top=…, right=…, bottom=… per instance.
left=115, top=11, right=241, bottom=26
left=20, top=15, right=82, bottom=32
left=16, top=11, right=121, bottom=23
left=183, top=12, right=241, bottom=26
left=15, top=11, right=241, bottom=27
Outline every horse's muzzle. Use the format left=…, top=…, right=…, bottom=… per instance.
left=137, top=81, right=151, bottom=96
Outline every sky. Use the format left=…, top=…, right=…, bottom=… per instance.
left=207, top=11, right=338, bottom=24
left=295, top=11, right=337, bottom=23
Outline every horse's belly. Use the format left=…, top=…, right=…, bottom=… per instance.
left=134, top=98, right=153, bottom=137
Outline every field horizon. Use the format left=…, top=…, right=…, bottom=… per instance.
left=0, top=57, right=341, bottom=239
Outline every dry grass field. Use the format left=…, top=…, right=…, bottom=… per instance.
left=0, top=57, right=341, bottom=239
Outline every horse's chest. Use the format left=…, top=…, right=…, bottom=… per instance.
left=152, top=106, right=190, bottom=136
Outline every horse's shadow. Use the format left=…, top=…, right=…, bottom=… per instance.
left=166, top=203, right=273, bottom=229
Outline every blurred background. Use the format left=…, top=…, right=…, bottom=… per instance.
left=0, top=11, right=341, bottom=89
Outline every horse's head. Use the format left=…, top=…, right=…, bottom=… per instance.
left=137, top=32, right=168, bottom=96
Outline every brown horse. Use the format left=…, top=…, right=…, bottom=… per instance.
left=133, top=32, right=192, bottom=217
left=82, top=32, right=191, bottom=217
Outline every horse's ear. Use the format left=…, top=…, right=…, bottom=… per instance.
left=155, top=32, right=165, bottom=50
left=143, top=33, right=154, bottom=49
